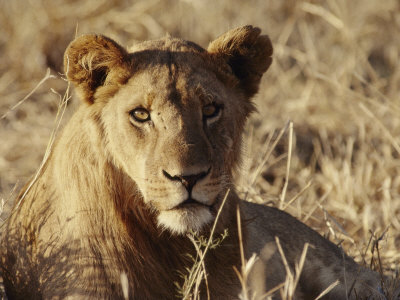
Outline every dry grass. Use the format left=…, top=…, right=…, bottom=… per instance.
left=0, top=0, right=399, bottom=297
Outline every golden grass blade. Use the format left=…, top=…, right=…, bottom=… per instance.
left=359, top=103, right=400, bottom=156
left=1, top=68, right=55, bottom=120
left=279, top=121, right=293, bottom=209
left=314, top=280, right=340, bottom=300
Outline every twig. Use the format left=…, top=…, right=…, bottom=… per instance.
left=250, top=120, right=290, bottom=187
left=13, top=81, right=71, bottom=212
left=1, top=68, right=56, bottom=119
left=359, top=103, right=400, bottom=156
left=282, top=180, right=313, bottom=211
left=279, top=121, right=293, bottom=209
left=184, top=189, right=230, bottom=298
left=314, top=280, right=340, bottom=300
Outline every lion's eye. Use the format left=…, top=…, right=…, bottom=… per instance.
left=202, top=103, right=221, bottom=119
left=130, top=108, right=150, bottom=123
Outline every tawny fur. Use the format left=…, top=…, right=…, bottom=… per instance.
left=1, top=26, right=384, bottom=299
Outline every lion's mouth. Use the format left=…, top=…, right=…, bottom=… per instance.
left=174, top=197, right=212, bottom=210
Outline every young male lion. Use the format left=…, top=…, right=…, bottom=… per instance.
left=1, top=26, right=385, bottom=299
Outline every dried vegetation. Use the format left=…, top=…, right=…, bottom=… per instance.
left=0, top=0, right=399, bottom=297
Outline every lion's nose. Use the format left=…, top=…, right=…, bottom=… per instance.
left=163, top=167, right=211, bottom=192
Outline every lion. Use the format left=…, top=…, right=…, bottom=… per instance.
left=0, top=26, right=386, bottom=299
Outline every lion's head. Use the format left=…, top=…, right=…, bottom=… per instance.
left=64, top=26, right=272, bottom=235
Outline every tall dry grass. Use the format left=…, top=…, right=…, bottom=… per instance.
left=0, top=0, right=399, bottom=297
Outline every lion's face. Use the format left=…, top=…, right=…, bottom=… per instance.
left=102, top=59, right=244, bottom=234
left=64, top=27, right=272, bottom=234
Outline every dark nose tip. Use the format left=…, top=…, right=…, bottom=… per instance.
left=163, top=167, right=211, bottom=191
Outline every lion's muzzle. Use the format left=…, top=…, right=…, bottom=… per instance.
left=162, top=166, right=213, bottom=206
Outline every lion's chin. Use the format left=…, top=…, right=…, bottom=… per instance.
left=157, top=206, right=213, bottom=235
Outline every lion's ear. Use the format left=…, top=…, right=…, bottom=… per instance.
left=207, top=26, right=273, bottom=98
left=64, top=34, right=131, bottom=104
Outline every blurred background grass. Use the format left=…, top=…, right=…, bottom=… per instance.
left=0, top=0, right=399, bottom=278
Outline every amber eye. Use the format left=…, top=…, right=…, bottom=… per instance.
left=202, top=103, right=221, bottom=119
left=130, top=108, right=150, bottom=123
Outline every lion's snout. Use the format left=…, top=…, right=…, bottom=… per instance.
left=162, top=167, right=214, bottom=210
left=148, top=164, right=219, bottom=211
left=162, top=166, right=211, bottom=192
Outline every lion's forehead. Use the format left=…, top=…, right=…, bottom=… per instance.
left=123, top=60, right=228, bottom=109
left=129, top=36, right=206, bottom=54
